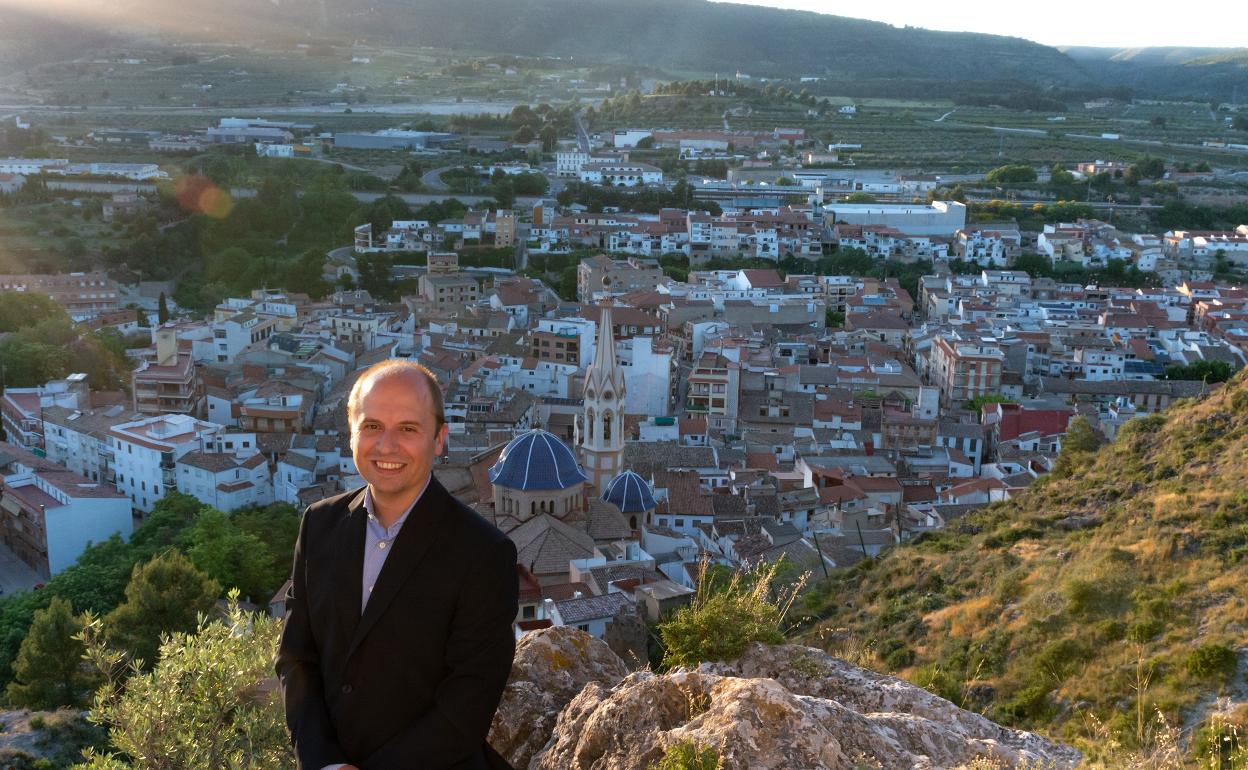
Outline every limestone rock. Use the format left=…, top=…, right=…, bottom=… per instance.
left=528, top=640, right=1080, bottom=770
left=489, top=626, right=630, bottom=769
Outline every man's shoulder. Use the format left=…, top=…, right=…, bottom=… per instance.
left=304, top=486, right=363, bottom=524
left=437, top=483, right=510, bottom=551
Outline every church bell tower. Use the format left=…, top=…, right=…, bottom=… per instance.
left=581, top=305, right=627, bottom=493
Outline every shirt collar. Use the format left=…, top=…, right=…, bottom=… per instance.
left=361, top=475, right=432, bottom=534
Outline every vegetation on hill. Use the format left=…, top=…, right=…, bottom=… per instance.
left=799, top=369, right=1248, bottom=766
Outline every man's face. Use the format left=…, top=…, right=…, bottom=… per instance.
left=350, top=370, right=448, bottom=503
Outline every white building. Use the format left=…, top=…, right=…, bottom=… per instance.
left=0, top=442, right=132, bottom=576
left=824, top=201, right=967, bottom=237
left=0, top=158, right=69, bottom=175
left=256, top=143, right=295, bottom=158
left=612, top=129, right=653, bottom=148
left=108, top=414, right=222, bottom=513
left=579, top=162, right=663, bottom=187
left=555, top=151, right=590, bottom=177
left=618, top=336, right=673, bottom=417
left=176, top=445, right=272, bottom=511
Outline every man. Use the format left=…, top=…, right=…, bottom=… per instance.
left=277, top=360, right=518, bottom=770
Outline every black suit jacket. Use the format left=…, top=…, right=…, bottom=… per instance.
left=276, top=478, right=519, bottom=770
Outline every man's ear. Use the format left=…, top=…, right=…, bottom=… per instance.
left=436, top=423, right=449, bottom=456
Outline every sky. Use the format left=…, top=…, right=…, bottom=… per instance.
left=713, top=0, right=1248, bottom=49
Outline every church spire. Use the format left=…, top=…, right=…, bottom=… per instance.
left=581, top=304, right=627, bottom=493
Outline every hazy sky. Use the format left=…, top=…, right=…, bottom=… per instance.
left=714, top=1, right=1248, bottom=49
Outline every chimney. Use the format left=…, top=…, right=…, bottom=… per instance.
left=155, top=326, right=178, bottom=366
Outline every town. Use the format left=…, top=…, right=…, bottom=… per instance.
left=2, top=94, right=1247, bottom=659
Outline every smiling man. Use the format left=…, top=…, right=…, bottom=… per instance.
left=277, top=360, right=518, bottom=770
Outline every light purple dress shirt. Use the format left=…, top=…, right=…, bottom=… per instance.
left=322, top=477, right=430, bottom=770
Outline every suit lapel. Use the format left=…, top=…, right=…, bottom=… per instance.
left=345, top=476, right=451, bottom=661
left=333, top=488, right=368, bottom=641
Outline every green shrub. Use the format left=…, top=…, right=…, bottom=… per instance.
left=1095, top=620, right=1127, bottom=643
left=1032, top=637, right=1091, bottom=682
left=652, top=740, right=723, bottom=770
left=658, top=560, right=806, bottom=668
left=885, top=646, right=916, bottom=670
left=997, top=681, right=1053, bottom=723
left=28, top=715, right=44, bottom=730
left=1186, top=644, right=1238, bottom=681
left=1126, top=618, right=1166, bottom=643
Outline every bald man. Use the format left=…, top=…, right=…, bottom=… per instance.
left=277, top=360, right=518, bottom=770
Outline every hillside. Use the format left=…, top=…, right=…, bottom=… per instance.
left=1063, top=46, right=1248, bottom=100
left=4, top=0, right=1089, bottom=94
left=802, top=373, right=1248, bottom=763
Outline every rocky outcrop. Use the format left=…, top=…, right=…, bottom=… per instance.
left=495, top=629, right=1080, bottom=770
left=489, top=626, right=630, bottom=769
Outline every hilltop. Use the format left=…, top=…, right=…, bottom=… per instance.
left=1063, top=46, right=1248, bottom=101
left=6, top=1, right=1246, bottom=99
left=0, top=0, right=1093, bottom=96
left=801, top=371, right=1248, bottom=763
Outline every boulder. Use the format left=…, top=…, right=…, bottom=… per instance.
left=489, top=626, right=630, bottom=769
left=524, top=638, right=1080, bottom=770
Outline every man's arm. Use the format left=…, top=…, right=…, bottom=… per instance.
left=362, top=536, right=519, bottom=769
left=275, top=508, right=351, bottom=770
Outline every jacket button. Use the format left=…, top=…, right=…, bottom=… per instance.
left=341, top=684, right=353, bottom=694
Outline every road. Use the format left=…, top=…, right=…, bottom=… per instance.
left=420, top=165, right=457, bottom=192
left=574, top=111, right=591, bottom=154
left=37, top=179, right=539, bottom=208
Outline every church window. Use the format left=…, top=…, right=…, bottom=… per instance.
left=603, top=411, right=613, bottom=441
left=587, top=409, right=595, bottom=440
left=531, top=501, right=536, bottom=516
left=603, top=391, right=613, bottom=402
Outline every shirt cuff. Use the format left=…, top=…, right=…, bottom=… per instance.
left=321, top=765, right=348, bottom=770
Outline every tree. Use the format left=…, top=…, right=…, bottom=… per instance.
left=985, top=164, right=1038, bottom=184
left=539, top=124, right=558, bottom=152
left=184, top=509, right=275, bottom=603
left=5, top=597, right=99, bottom=709
left=512, top=124, right=535, bottom=144
left=1234, top=114, right=1248, bottom=132
left=103, top=551, right=220, bottom=668
left=1049, top=164, right=1075, bottom=187
left=78, top=599, right=292, bottom=770
left=1163, top=359, right=1235, bottom=383
left=1062, top=415, right=1101, bottom=454
left=157, top=292, right=169, bottom=325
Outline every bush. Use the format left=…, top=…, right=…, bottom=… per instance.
left=76, top=596, right=291, bottom=769
left=1128, top=616, right=1163, bottom=638
left=1186, top=644, right=1238, bottom=681
left=653, top=740, right=723, bottom=770
left=658, top=560, right=806, bottom=668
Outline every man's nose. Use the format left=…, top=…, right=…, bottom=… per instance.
left=376, top=428, right=398, bottom=452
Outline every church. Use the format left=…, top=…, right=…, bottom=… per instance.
left=480, top=306, right=658, bottom=585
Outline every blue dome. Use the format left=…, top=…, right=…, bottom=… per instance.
left=601, top=470, right=656, bottom=513
left=489, top=429, right=590, bottom=491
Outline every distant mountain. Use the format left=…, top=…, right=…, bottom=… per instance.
left=2, top=0, right=1246, bottom=100
left=1062, top=46, right=1248, bottom=100
left=1, top=0, right=1092, bottom=94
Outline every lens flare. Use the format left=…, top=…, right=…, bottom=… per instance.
left=174, top=175, right=233, bottom=219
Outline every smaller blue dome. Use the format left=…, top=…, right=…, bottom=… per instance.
left=601, top=470, right=656, bottom=514
left=489, top=429, right=589, bottom=491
